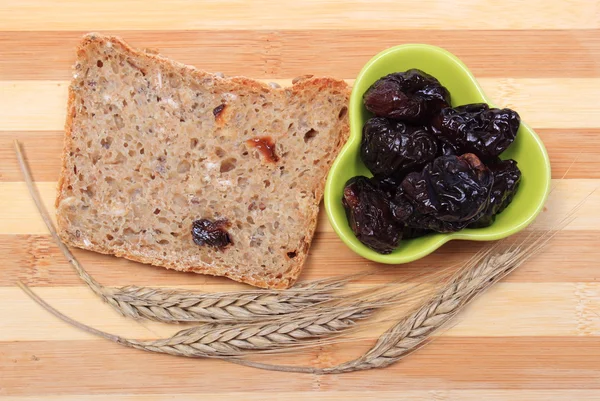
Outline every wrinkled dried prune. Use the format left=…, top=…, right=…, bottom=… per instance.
left=392, top=187, right=472, bottom=233
left=346, top=68, right=525, bottom=252
left=439, top=140, right=459, bottom=156
left=394, top=154, right=493, bottom=232
left=401, top=153, right=493, bottom=222
left=432, top=103, right=520, bottom=158
left=402, top=226, right=432, bottom=239
left=363, top=69, right=451, bottom=124
left=469, top=159, right=521, bottom=228
left=407, top=212, right=468, bottom=233
left=389, top=187, right=414, bottom=222
left=342, top=176, right=402, bottom=254
left=371, top=175, right=402, bottom=198
left=361, top=117, right=438, bottom=179
left=192, top=218, right=232, bottom=248
left=488, top=159, right=520, bottom=215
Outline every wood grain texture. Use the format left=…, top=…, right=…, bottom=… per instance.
left=1, top=180, right=598, bottom=235
left=3, top=79, right=600, bottom=131
left=1, top=1, right=599, bottom=399
left=1, top=1, right=598, bottom=31
left=1, top=230, right=599, bottom=289
left=1, top=338, right=600, bottom=397
left=2, top=30, right=600, bottom=80
left=4, top=392, right=600, bottom=401
left=1, top=231, right=599, bottom=287
left=3, top=129, right=600, bottom=182
left=2, top=282, right=599, bottom=341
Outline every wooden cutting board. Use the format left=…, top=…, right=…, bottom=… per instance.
left=1, top=1, right=600, bottom=399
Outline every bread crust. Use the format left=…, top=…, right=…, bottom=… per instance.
left=56, top=33, right=349, bottom=289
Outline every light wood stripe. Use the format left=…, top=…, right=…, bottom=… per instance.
left=1, top=180, right=598, bottom=235
left=1, top=338, right=599, bottom=395
left=0, top=131, right=65, bottom=182
left=3, top=79, right=599, bottom=131
left=3, top=391, right=600, bottom=401
left=3, top=129, right=600, bottom=182
left=2, top=282, right=599, bottom=341
left=0, top=182, right=58, bottom=235
left=2, top=30, right=599, bottom=80
left=3, top=231, right=599, bottom=287
left=0, top=81, right=69, bottom=132
left=1, top=0, right=598, bottom=31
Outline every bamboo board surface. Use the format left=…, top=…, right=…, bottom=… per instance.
left=1, top=1, right=600, bottom=399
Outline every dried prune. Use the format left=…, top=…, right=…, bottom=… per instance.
left=389, top=187, right=414, bottom=222
left=402, top=153, right=493, bottom=222
left=342, top=176, right=402, bottom=254
left=361, top=117, right=438, bottom=179
left=192, top=218, right=232, bottom=248
left=391, top=187, right=470, bottom=233
left=469, top=159, right=521, bottom=228
left=432, top=103, right=520, bottom=158
left=346, top=68, right=525, bottom=252
left=371, top=175, right=402, bottom=198
left=363, top=69, right=451, bottom=124
left=439, top=140, right=459, bottom=156
left=402, top=226, right=432, bottom=239
left=395, top=154, right=493, bottom=232
left=407, top=212, right=468, bottom=233
left=487, top=159, right=520, bottom=215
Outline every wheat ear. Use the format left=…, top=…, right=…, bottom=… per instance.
left=107, top=276, right=355, bottom=323
left=18, top=281, right=385, bottom=356
left=231, top=227, right=565, bottom=373
left=14, top=139, right=351, bottom=323
left=17, top=226, right=558, bottom=370
left=16, top=236, right=534, bottom=365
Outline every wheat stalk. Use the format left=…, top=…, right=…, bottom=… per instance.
left=16, top=222, right=561, bottom=372
left=231, top=228, right=564, bottom=373
left=106, top=276, right=354, bottom=323
left=16, top=234, right=539, bottom=366
left=14, top=140, right=352, bottom=323
left=18, top=281, right=386, bottom=356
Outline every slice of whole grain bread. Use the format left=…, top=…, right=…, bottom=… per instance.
left=55, top=33, right=349, bottom=289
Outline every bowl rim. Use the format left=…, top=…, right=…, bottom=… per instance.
left=324, top=43, right=552, bottom=264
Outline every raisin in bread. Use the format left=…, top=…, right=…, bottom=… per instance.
left=56, top=33, right=349, bottom=289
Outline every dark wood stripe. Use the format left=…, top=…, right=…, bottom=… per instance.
left=1, top=30, right=599, bottom=80
left=1, top=131, right=64, bottom=182
left=1, top=337, right=599, bottom=395
left=3, top=231, right=598, bottom=287
left=3, top=129, right=599, bottom=182
left=543, top=129, right=600, bottom=179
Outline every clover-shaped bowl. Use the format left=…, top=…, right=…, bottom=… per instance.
left=324, top=44, right=551, bottom=264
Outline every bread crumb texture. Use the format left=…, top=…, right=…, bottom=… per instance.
left=56, top=33, right=350, bottom=289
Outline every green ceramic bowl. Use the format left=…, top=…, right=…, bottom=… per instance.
left=324, top=44, right=551, bottom=264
